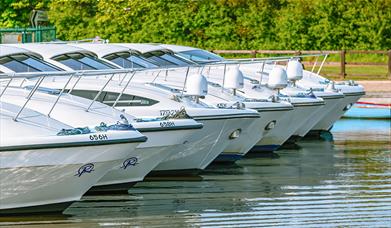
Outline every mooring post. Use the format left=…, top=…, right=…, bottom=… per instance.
left=388, top=50, right=391, bottom=79
left=340, top=50, right=346, bottom=79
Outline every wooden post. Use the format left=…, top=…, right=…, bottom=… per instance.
left=388, top=50, right=391, bottom=79
left=251, top=50, right=256, bottom=58
left=340, top=50, right=346, bottom=79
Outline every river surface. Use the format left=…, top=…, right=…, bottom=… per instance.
left=1, top=119, right=390, bottom=227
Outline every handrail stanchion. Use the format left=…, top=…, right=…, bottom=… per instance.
left=112, top=71, right=136, bottom=107
left=68, top=73, right=82, bottom=94
left=259, top=61, right=265, bottom=85
left=47, top=74, right=74, bottom=117
left=221, top=63, right=227, bottom=92
left=164, top=68, right=168, bottom=81
left=119, top=72, right=129, bottom=86
left=0, top=78, right=13, bottom=98
left=85, top=73, right=115, bottom=112
left=14, top=76, right=45, bottom=121
left=180, top=66, right=190, bottom=98
left=151, top=70, right=162, bottom=83
left=317, top=54, right=328, bottom=75
left=311, top=55, right=319, bottom=73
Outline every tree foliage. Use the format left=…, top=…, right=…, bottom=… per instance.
left=1, top=0, right=390, bottom=50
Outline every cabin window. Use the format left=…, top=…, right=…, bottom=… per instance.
left=0, top=54, right=60, bottom=72
left=142, top=51, right=177, bottom=67
left=53, top=53, right=117, bottom=70
left=128, top=54, right=157, bottom=68
left=159, top=53, right=194, bottom=66
left=68, top=90, right=159, bottom=107
left=105, top=53, right=144, bottom=69
left=54, top=55, right=94, bottom=70
left=178, top=50, right=224, bottom=62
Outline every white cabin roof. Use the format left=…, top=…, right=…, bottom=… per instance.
left=0, top=45, right=42, bottom=59
left=159, top=44, right=199, bottom=53
left=115, top=43, right=170, bottom=54
left=69, top=43, right=131, bottom=58
left=5, top=43, right=96, bottom=59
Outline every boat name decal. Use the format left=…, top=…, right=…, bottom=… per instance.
left=160, top=110, right=179, bottom=116
left=160, top=121, right=175, bottom=127
left=89, top=134, right=108, bottom=141
left=75, top=163, right=95, bottom=177
left=121, top=157, right=139, bottom=169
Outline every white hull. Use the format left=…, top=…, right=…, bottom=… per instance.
left=0, top=142, right=138, bottom=210
left=223, top=110, right=286, bottom=157
left=255, top=109, right=294, bottom=151
left=153, top=118, right=228, bottom=171
left=292, top=104, right=324, bottom=137
left=98, top=126, right=198, bottom=184
left=96, top=146, right=170, bottom=185
left=312, top=94, right=362, bottom=131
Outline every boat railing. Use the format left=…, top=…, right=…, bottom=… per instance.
left=0, top=52, right=328, bottom=120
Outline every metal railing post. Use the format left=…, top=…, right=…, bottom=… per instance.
left=317, top=54, right=328, bottom=75
left=180, top=66, right=190, bottom=98
left=311, top=55, right=319, bottom=73
left=221, top=63, right=227, bottom=92
left=259, top=61, right=265, bottom=85
left=14, top=76, right=45, bottom=121
left=47, top=74, right=74, bottom=117
left=112, top=72, right=136, bottom=107
left=340, top=50, right=346, bottom=79
left=0, top=78, right=13, bottom=98
left=85, top=73, right=115, bottom=112
left=388, top=50, right=391, bottom=79
left=68, top=74, right=82, bottom=94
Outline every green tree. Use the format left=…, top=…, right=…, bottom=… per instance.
left=0, top=0, right=49, bottom=27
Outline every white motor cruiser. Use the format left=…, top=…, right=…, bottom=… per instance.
left=161, top=44, right=363, bottom=133
left=71, top=43, right=295, bottom=157
left=0, top=45, right=203, bottom=190
left=7, top=43, right=262, bottom=164
left=104, top=43, right=312, bottom=152
left=0, top=100, right=146, bottom=213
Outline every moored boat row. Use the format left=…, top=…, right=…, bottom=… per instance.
left=0, top=42, right=365, bottom=213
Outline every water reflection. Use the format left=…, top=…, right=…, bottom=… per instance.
left=1, top=119, right=390, bottom=227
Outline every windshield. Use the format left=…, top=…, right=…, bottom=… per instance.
left=0, top=54, right=61, bottom=72
left=178, top=50, right=224, bottom=63
left=104, top=52, right=157, bottom=69
left=53, top=53, right=118, bottom=70
left=142, top=51, right=193, bottom=67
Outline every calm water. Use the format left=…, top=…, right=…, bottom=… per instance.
left=1, top=119, right=390, bottom=227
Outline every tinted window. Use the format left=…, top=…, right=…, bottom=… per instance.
left=21, top=57, right=60, bottom=71
left=0, top=54, right=60, bottom=72
left=54, top=53, right=117, bottom=70
left=54, top=55, right=94, bottom=70
left=68, top=90, right=159, bottom=107
left=128, top=54, right=157, bottom=68
left=0, top=56, right=38, bottom=72
left=143, top=51, right=176, bottom=66
left=105, top=53, right=144, bottom=68
left=178, top=50, right=224, bottom=62
left=159, top=53, right=193, bottom=66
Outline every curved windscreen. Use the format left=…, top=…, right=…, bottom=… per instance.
left=142, top=51, right=194, bottom=67
left=177, top=50, right=224, bottom=63
left=53, top=53, right=118, bottom=70
left=104, top=52, right=157, bottom=69
left=0, top=54, right=61, bottom=72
